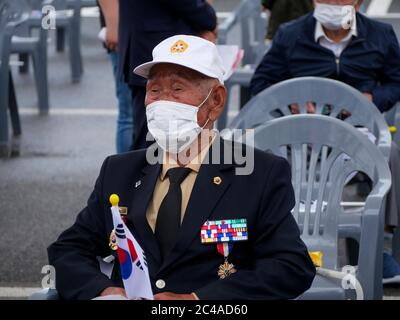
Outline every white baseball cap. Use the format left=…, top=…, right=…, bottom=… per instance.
left=134, top=35, right=226, bottom=84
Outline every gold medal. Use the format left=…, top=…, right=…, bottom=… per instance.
left=109, top=229, right=118, bottom=251
left=217, top=258, right=237, bottom=279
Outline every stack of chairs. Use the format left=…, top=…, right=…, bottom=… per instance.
left=0, top=0, right=30, bottom=157
left=227, top=76, right=395, bottom=299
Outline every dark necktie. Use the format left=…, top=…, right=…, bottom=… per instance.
left=155, top=167, right=192, bottom=261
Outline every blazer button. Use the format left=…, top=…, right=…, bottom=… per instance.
left=156, top=279, right=166, bottom=289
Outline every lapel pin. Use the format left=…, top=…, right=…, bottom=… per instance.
left=213, top=176, right=222, bottom=185
left=135, top=180, right=141, bottom=188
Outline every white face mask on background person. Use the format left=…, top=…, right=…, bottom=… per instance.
left=313, top=3, right=356, bottom=31
left=146, top=89, right=213, bottom=154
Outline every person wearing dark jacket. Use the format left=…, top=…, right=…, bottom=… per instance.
left=251, top=0, right=400, bottom=112
left=118, top=0, right=218, bottom=151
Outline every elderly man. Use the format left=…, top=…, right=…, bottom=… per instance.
left=48, top=35, right=315, bottom=300
left=251, top=0, right=400, bottom=112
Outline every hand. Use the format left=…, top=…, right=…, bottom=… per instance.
left=100, top=287, right=127, bottom=298
left=98, top=0, right=119, bottom=51
left=199, top=28, right=218, bottom=44
left=154, top=292, right=197, bottom=300
left=289, top=102, right=316, bottom=114
left=105, top=24, right=119, bottom=51
left=289, top=103, right=300, bottom=114
left=306, top=101, right=316, bottom=113
left=363, top=93, right=373, bottom=102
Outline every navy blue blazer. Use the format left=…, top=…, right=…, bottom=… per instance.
left=250, top=13, right=400, bottom=112
left=118, top=0, right=217, bottom=87
left=48, top=138, right=315, bottom=300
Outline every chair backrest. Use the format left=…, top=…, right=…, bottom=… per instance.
left=0, top=0, right=29, bottom=33
left=253, top=115, right=391, bottom=270
left=218, top=0, right=267, bottom=67
left=229, top=77, right=392, bottom=160
left=0, top=0, right=30, bottom=53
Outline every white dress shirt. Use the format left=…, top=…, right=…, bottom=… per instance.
left=315, top=20, right=358, bottom=58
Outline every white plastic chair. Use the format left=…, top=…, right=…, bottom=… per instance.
left=227, top=76, right=397, bottom=276
left=11, top=0, right=50, bottom=115
left=254, top=115, right=391, bottom=299
left=229, top=77, right=392, bottom=161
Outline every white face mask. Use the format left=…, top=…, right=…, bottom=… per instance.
left=146, top=90, right=212, bottom=154
left=314, top=3, right=356, bottom=31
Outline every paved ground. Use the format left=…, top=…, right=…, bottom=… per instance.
left=0, top=15, right=116, bottom=288
left=0, top=0, right=399, bottom=299
left=0, top=0, right=241, bottom=295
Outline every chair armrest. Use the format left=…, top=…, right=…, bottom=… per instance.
left=376, top=128, right=392, bottom=162
left=4, top=11, right=30, bottom=30
left=357, top=179, right=391, bottom=299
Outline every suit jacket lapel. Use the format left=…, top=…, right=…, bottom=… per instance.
left=127, top=160, right=162, bottom=266
left=159, top=137, right=235, bottom=273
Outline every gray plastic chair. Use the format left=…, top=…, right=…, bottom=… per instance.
left=383, top=56, right=400, bottom=265
left=51, top=0, right=83, bottom=83
left=0, top=0, right=30, bottom=157
left=253, top=115, right=391, bottom=299
left=229, top=77, right=392, bottom=161
left=227, top=76, right=395, bottom=270
left=218, top=0, right=267, bottom=67
left=10, top=0, right=49, bottom=115
left=15, top=0, right=49, bottom=74
left=55, top=0, right=92, bottom=51
left=217, top=0, right=268, bottom=129
left=365, top=14, right=400, bottom=146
